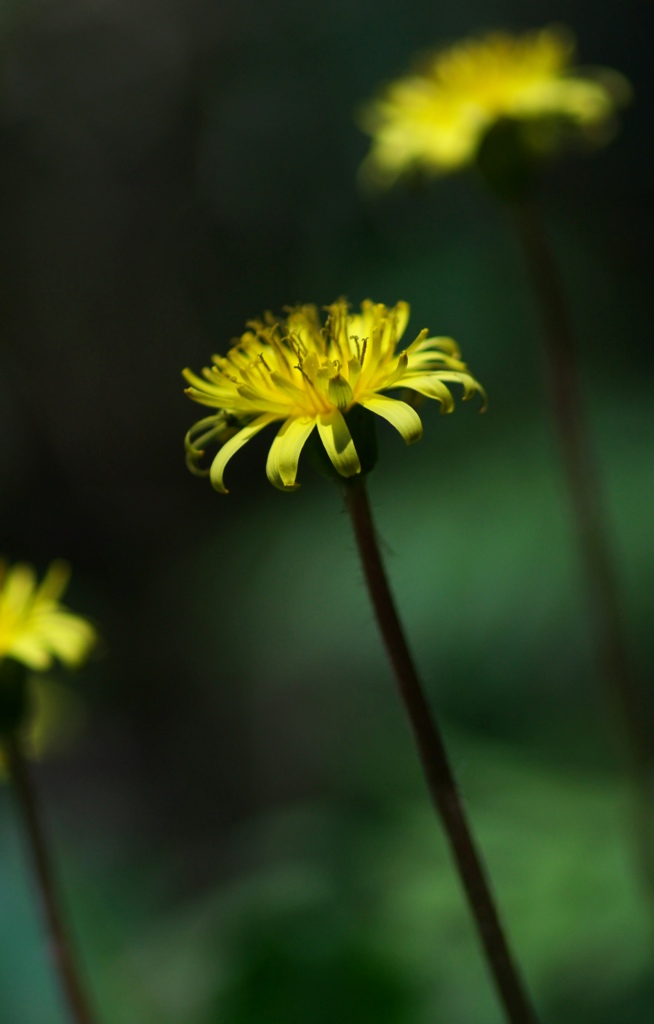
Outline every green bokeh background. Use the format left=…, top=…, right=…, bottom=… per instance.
left=0, top=0, right=652, bottom=1021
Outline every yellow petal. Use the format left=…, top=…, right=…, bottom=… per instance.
left=408, top=334, right=461, bottom=358
left=384, top=301, right=410, bottom=347
left=29, top=613, right=96, bottom=668
left=182, top=367, right=220, bottom=391
left=270, top=372, right=307, bottom=404
left=328, top=373, right=354, bottom=411
left=317, top=410, right=361, bottom=478
left=359, top=393, right=423, bottom=445
left=265, top=416, right=317, bottom=489
left=6, top=636, right=53, bottom=670
left=347, top=356, right=362, bottom=390
left=235, top=385, right=291, bottom=414
left=185, top=415, right=234, bottom=469
left=34, top=561, right=71, bottom=605
left=209, top=414, right=278, bottom=493
left=184, top=387, right=229, bottom=410
left=377, top=351, right=408, bottom=389
left=406, top=329, right=430, bottom=354
left=392, top=375, right=455, bottom=412
left=1, top=564, right=36, bottom=620
left=430, top=371, right=488, bottom=408
left=407, top=350, right=467, bottom=373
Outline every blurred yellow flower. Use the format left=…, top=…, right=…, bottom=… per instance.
left=360, top=27, right=630, bottom=186
left=184, top=299, right=484, bottom=492
left=0, top=560, right=96, bottom=671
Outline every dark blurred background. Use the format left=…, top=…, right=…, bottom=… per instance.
left=0, top=0, right=652, bottom=1021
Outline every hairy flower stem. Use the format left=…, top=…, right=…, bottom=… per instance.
left=342, top=474, right=539, bottom=1024
left=512, top=196, right=654, bottom=899
left=4, top=733, right=98, bottom=1024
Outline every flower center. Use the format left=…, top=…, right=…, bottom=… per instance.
left=229, top=312, right=382, bottom=418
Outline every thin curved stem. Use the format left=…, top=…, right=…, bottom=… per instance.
left=343, top=474, right=539, bottom=1024
left=4, top=732, right=99, bottom=1024
left=511, top=197, right=654, bottom=899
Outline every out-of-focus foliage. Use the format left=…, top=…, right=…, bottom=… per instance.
left=1, top=738, right=650, bottom=1023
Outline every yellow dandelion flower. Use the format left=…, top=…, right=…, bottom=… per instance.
left=360, top=27, right=630, bottom=186
left=184, top=299, right=485, bottom=493
left=0, top=560, right=96, bottom=672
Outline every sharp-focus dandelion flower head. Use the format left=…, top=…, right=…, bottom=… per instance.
left=0, top=560, right=96, bottom=672
left=184, top=299, right=485, bottom=493
left=359, top=27, right=631, bottom=187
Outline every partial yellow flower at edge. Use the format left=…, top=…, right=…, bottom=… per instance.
left=0, top=560, right=96, bottom=672
left=183, top=299, right=485, bottom=493
left=358, top=27, right=631, bottom=187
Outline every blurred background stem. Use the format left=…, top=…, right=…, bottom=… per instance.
left=511, top=196, right=654, bottom=903
left=342, top=474, right=539, bottom=1024
left=4, top=732, right=99, bottom=1024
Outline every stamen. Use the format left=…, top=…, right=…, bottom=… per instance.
left=271, top=338, right=293, bottom=375
left=290, top=340, right=305, bottom=364
left=259, top=352, right=272, bottom=371
left=330, top=311, right=348, bottom=363
left=225, top=352, right=243, bottom=370
left=289, top=333, right=307, bottom=357
left=360, top=337, right=368, bottom=364
left=294, top=363, right=316, bottom=389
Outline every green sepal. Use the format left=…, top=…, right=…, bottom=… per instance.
left=476, top=117, right=543, bottom=201
left=0, top=658, right=30, bottom=737
left=306, top=405, right=379, bottom=484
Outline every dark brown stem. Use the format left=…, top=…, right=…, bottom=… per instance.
left=512, top=197, right=654, bottom=896
left=4, top=732, right=99, bottom=1024
left=343, top=475, right=539, bottom=1024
